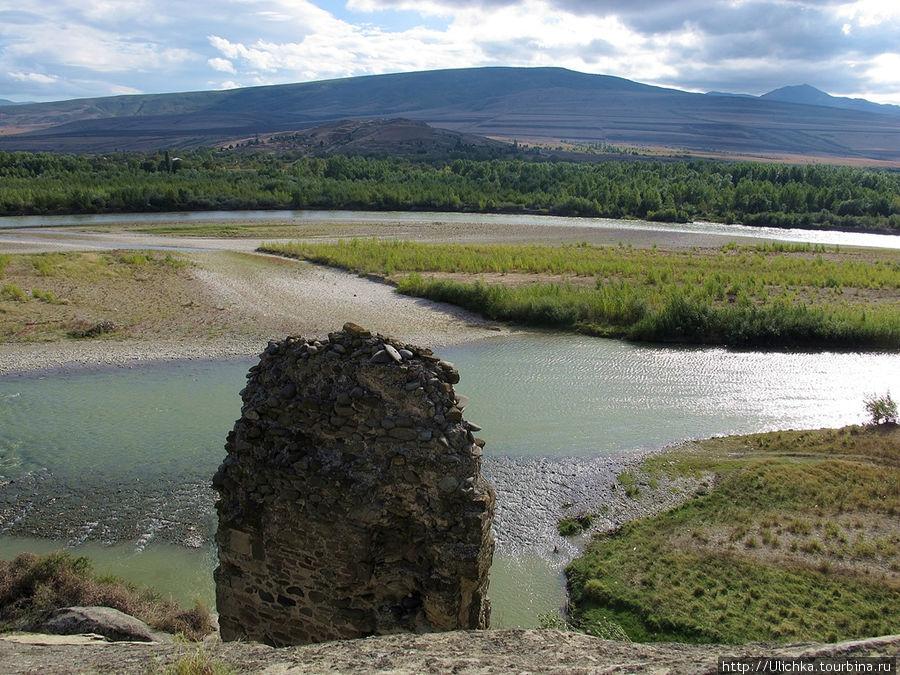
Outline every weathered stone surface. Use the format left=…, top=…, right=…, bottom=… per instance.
left=213, top=323, right=495, bottom=647
left=3, top=630, right=898, bottom=674
left=37, top=607, right=155, bottom=642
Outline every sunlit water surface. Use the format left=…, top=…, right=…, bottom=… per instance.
left=2, top=209, right=899, bottom=249
left=1, top=333, right=897, bottom=627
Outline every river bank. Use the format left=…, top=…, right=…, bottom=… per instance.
left=0, top=250, right=506, bottom=376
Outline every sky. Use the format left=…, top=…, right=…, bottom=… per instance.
left=1, top=0, right=899, bottom=105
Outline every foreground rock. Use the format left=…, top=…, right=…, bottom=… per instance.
left=213, top=323, right=495, bottom=646
left=1, top=629, right=897, bottom=674
left=36, top=606, right=156, bottom=643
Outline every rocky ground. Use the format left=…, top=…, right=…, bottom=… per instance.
left=1, top=629, right=897, bottom=674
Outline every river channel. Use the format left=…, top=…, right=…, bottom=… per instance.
left=2, top=209, right=900, bottom=250
left=1, top=332, right=897, bottom=627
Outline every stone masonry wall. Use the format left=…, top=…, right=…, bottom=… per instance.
left=213, top=323, right=495, bottom=647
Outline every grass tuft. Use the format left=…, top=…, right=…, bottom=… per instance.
left=558, top=512, right=594, bottom=537
left=1, top=283, right=27, bottom=302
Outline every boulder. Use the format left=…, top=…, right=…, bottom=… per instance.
left=37, top=606, right=155, bottom=642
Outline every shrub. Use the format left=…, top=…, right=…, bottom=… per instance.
left=864, top=392, right=898, bottom=425
left=0, top=551, right=214, bottom=640
left=67, top=320, right=118, bottom=339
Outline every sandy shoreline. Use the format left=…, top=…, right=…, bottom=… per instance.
left=0, top=253, right=508, bottom=376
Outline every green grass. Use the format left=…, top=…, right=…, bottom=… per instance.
left=0, top=551, right=215, bottom=640
left=616, top=471, right=642, bottom=499
left=261, top=239, right=900, bottom=349
left=565, top=425, right=900, bottom=644
left=558, top=513, right=594, bottom=537
left=31, top=288, right=64, bottom=304
left=1, top=283, right=27, bottom=302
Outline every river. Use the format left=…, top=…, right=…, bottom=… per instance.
left=1, top=332, right=897, bottom=627
left=2, top=209, right=900, bottom=250
left=1, top=209, right=898, bottom=628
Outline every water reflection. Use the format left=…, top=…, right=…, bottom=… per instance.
left=444, top=333, right=900, bottom=457
left=2, top=209, right=898, bottom=249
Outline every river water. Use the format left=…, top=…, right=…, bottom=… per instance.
left=2, top=209, right=900, bottom=250
left=1, top=333, right=897, bottom=627
left=1, top=209, right=898, bottom=627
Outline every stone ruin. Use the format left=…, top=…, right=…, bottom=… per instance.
left=212, top=323, right=495, bottom=646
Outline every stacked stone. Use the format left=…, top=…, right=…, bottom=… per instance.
left=213, top=322, right=495, bottom=647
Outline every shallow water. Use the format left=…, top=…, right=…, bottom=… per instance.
left=0, top=535, right=217, bottom=609
left=1, top=209, right=898, bottom=249
left=445, top=333, right=900, bottom=456
left=1, top=333, right=898, bottom=628
left=0, top=360, right=246, bottom=480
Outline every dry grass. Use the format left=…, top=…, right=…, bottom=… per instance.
left=0, top=551, right=214, bottom=640
left=0, top=250, right=239, bottom=343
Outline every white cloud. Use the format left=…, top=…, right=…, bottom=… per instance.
left=8, top=71, right=58, bottom=84
left=836, top=0, right=900, bottom=27
left=208, top=57, right=237, bottom=74
left=0, top=0, right=898, bottom=105
left=863, top=53, right=900, bottom=93
left=108, top=84, right=143, bottom=95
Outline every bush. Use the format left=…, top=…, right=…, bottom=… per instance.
left=864, top=392, right=898, bottom=425
left=0, top=551, right=214, bottom=639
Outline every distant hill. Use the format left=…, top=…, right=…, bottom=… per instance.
left=231, top=118, right=515, bottom=159
left=760, top=84, right=900, bottom=117
left=1, top=67, right=898, bottom=163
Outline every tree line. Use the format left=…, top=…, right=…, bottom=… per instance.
left=1, top=149, right=898, bottom=234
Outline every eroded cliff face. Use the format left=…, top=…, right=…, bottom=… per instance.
left=212, top=323, right=495, bottom=647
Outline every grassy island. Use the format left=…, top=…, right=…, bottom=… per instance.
left=565, top=425, right=900, bottom=644
left=261, top=239, right=900, bottom=349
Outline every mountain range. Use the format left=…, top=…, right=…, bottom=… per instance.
left=708, top=83, right=900, bottom=118
left=0, top=67, right=898, bottom=163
